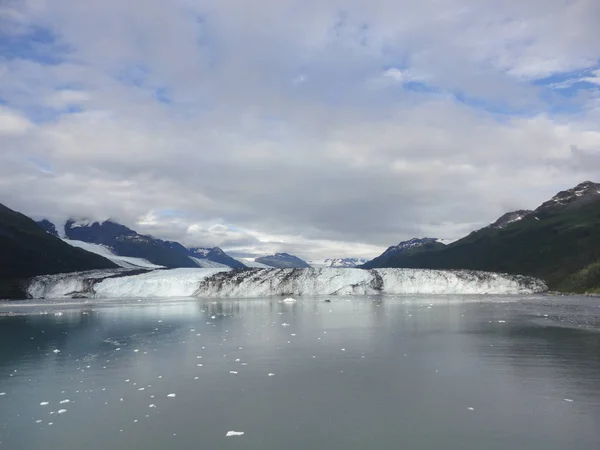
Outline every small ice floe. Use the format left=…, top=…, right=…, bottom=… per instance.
left=197, top=364, right=203, bottom=367
left=115, top=347, right=121, bottom=351
left=564, top=398, right=574, bottom=402
left=467, top=407, right=475, bottom=411
left=282, top=298, right=296, bottom=303
left=138, top=388, right=145, bottom=391
left=235, top=358, right=240, bottom=362
left=149, top=404, right=156, bottom=408
left=229, top=371, right=238, bottom=375
left=225, top=431, right=244, bottom=437
left=497, top=320, right=506, bottom=323
left=59, top=399, right=70, bottom=404
left=0, top=392, right=6, bottom=396
left=54, top=312, right=63, bottom=316
left=40, top=402, right=49, bottom=406
left=125, top=379, right=130, bottom=383
left=58, top=409, right=67, bottom=414
left=35, top=420, right=42, bottom=423
left=241, top=363, right=248, bottom=366
left=211, top=316, right=216, bottom=319
left=167, top=393, right=176, bottom=398
left=281, top=323, right=290, bottom=327
left=268, top=373, right=275, bottom=377
left=134, top=349, right=139, bottom=353
left=53, top=349, right=60, bottom=354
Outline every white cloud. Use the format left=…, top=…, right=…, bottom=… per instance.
left=0, top=0, right=599, bottom=260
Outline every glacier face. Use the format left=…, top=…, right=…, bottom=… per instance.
left=27, top=268, right=547, bottom=299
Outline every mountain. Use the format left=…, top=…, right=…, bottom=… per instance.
left=0, top=204, right=118, bottom=299
left=310, top=257, right=368, bottom=268
left=255, top=252, right=311, bottom=268
left=38, top=219, right=246, bottom=269
left=362, top=238, right=446, bottom=269
left=188, top=247, right=247, bottom=269
left=363, top=181, right=600, bottom=293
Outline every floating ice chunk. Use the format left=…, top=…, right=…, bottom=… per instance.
left=149, top=404, right=156, bottom=408
left=282, top=298, right=297, bottom=303
left=0, top=392, right=5, bottom=396
left=58, top=409, right=67, bottom=414
left=467, top=407, right=474, bottom=411
left=59, top=399, right=70, bottom=404
left=35, top=420, right=42, bottom=423
left=281, top=323, right=290, bottom=327
left=138, top=388, right=145, bottom=391
left=134, top=349, right=139, bottom=353
left=40, top=402, right=49, bottom=406
left=229, top=371, right=238, bottom=375
left=53, top=349, right=60, bottom=353
left=167, top=393, right=176, bottom=398
left=268, top=373, right=275, bottom=377
left=564, top=398, right=574, bottom=402
left=226, top=431, right=244, bottom=437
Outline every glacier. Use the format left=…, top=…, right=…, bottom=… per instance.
left=27, top=268, right=547, bottom=299
left=63, top=239, right=164, bottom=269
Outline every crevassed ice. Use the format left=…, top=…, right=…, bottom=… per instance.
left=27, top=268, right=546, bottom=299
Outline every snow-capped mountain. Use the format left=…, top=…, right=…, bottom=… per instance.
left=309, top=258, right=368, bottom=268
left=361, top=238, right=446, bottom=269
left=37, top=218, right=245, bottom=269
left=380, top=238, right=445, bottom=257
left=534, top=181, right=600, bottom=214
left=255, top=252, right=311, bottom=268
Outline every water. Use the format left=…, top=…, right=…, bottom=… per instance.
left=0, top=295, right=599, bottom=450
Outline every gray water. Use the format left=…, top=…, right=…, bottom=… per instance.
left=0, top=295, right=599, bottom=450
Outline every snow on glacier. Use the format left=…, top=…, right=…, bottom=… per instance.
left=28, top=268, right=546, bottom=299
left=63, top=239, right=164, bottom=269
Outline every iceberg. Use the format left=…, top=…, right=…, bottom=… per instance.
left=27, top=268, right=546, bottom=299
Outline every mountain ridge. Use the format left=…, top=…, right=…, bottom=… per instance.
left=362, top=181, right=600, bottom=292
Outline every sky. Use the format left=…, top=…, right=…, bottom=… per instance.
left=1, top=0, right=599, bottom=261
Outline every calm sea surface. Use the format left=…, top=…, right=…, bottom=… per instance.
left=0, top=295, right=599, bottom=450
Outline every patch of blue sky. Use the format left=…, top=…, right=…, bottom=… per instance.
left=114, top=63, right=172, bottom=104
left=158, top=209, right=186, bottom=218
left=452, top=92, right=532, bottom=117
left=28, top=156, right=54, bottom=174
left=534, top=65, right=600, bottom=92
left=0, top=26, right=69, bottom=65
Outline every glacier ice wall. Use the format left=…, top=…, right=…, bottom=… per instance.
left=193, top=268, right=546, bottom=297
left=27, top=268, right=547, bottom=299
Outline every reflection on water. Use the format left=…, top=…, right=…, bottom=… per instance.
left=0, top=295, right=599, bottom=450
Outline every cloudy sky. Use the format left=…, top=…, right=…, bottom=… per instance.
left=1, top=0, right=599, bottom=260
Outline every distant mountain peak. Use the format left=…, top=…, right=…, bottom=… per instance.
left=382, top=237, right=444, bottom=256
left=309, top=257, right=368, bottom=268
